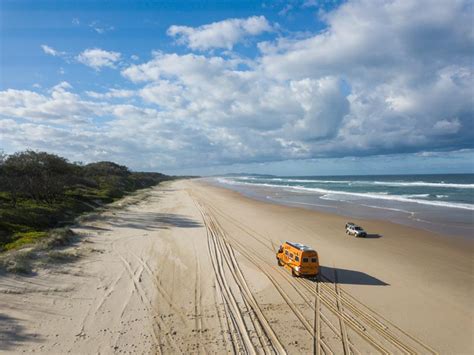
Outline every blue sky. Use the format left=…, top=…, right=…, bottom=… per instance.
left=1, top=0, right=473, bottom=175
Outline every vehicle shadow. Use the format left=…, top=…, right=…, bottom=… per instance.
left=364, top=233, right=382, bottom=239
left=317, top=266, right=389, bottom=286
left=0, top=313, right=42, bottom=350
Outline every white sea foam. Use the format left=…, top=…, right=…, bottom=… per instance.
left=289, top=186, right=474, bottom=210
left=214, top=177, right=474, bottom=210
left=269, top=178, right=351, bottom=184
left=400, top=194, right=431, bottom=198
left=371, top=181, right=474, bottom=189
left=234, top=176, right=474, bottom=189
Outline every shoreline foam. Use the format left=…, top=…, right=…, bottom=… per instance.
left=211, top=177, right=474, bottom=238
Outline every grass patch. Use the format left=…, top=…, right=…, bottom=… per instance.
left=3, top=231, right=48, bottom=251
left=0, top=250, right=35, bottom=274
left=0, top=228, right=80, bottom=274
left=46, top=250, right=80, bottom=263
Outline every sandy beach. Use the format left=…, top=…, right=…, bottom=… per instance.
left=0, top=179, right=472, bottom=354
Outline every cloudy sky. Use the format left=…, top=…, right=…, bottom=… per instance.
left=1, top=0, right=473, bottom=175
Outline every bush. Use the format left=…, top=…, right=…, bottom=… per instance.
left=41, top=228, right=76, bottom=248
left=0, top=150, right=172, bottom=252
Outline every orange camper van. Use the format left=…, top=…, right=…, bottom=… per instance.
left=276, top=241, right=319, bottom=277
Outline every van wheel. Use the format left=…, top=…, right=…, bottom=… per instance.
left=277, top=259, right=283, bottom=266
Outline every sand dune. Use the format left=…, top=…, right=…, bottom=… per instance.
left=0, top=180, right=472, bottom=354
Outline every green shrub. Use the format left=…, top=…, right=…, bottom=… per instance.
left=4, top=231, right=48, bottom=251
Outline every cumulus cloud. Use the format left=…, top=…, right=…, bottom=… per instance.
left=85, top=89, right=136, bottom=99
left=288, top=77, right=349, bottom=140
left=3, top=0, right=473, bottom=170
left=76, top=48, right=121, bottom=70
left=0, top=82, right=106, bottom=124
left=167, top=16, right=272, bottom=50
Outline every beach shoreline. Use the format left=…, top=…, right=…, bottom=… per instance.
left=194, top=179, right=474, bottom=353
left=207, top=176, right=474, bottom=239
left=0, top=179, right=472, bottom=354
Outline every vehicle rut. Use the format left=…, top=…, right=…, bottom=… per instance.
left=191, top=190, right=437, bottom=355
left=193, top=198, right=286, bottom=355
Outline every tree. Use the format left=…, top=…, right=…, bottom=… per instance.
left=1, top=150, right=73, bottom=204
left=84, top=161, right=130, bottom=177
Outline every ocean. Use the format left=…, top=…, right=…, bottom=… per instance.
left=210, top=174, right=474, bottom=238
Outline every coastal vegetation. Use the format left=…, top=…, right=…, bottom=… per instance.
left=0, top=150, right=171, bottom=252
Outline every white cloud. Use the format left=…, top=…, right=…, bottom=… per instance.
left=122, top=52, right=232, bottom=83
left=167, top=16, right=272, bottom=50
left=0, top=82, right=105, bottom=124
left=433, top=119, right=461, bottom=135
left=76, top=48, right=121, bottom=70
left=89, top=21, right=114, bottom=34
left=123, top=0, right=474, bottom=165
left=41, top=44, right=65, bottom=57
left=288, top=77, right=349, bottom=140
left=86, top=89, right=136, bottom=99
left=278, top=4, right=293, bottom=16
left=3, top=0, right=473, bottom=171
left=302, top=0, right=319, bottom=8
left=139, top=81, right=187, bottom=109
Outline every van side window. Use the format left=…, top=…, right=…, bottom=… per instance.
left=289, top=253, right=294, bottom=259
left=295, top=256, right=300, bottom=262
left=303, top=258, right=308, bottom=262
left=285, top=250, right=289, bottom=256
left=311, top=258, right=317, bottom=263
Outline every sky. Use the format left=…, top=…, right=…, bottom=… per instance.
left=0, top=0, right=473, bottom=176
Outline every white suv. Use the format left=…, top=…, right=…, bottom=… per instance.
left=345, top=223, right=367, bottom=238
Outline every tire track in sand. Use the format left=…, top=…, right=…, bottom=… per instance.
left=198, top=194, right=436, bottom=355
left=194, top=198, right=287, bottom=354
left=111, top=240, right=182, bottom=354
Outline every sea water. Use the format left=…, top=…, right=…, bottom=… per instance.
left=210, top=174, right=474, bottom=238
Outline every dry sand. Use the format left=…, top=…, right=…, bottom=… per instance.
left=0, top=179, right=472, bottom=354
